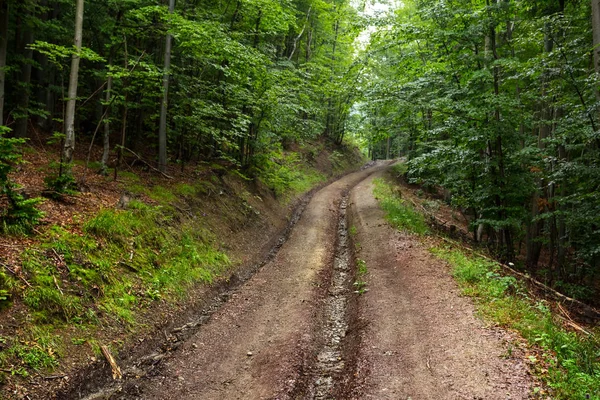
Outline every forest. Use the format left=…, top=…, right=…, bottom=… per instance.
left=1, top=0, right=600, bottom=397
left=360, top=0, right=600, bottom=299
left=0, top=0, right=362, bottom=201
left=0, top=0, right=599, bottom=313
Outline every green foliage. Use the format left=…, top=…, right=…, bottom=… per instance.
left=355, top=0, right=600, bottom=273
left=6, top=327, right=62, bottom=371
left=434, top=246, right=600, bottom=400
left=255, top=150, right=326, bottom=199
left=0, top=128, right=45, bottom=232
left=20, top=199, right=229, bottom=328
left=44, top=162, right=78, bottom=198
left=373, top=178, right=428, bottom=235
left=353, top=259, right=368, bottom=295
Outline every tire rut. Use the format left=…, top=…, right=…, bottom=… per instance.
left=305, top=194, right=354, bottom=399
left=61, top=163, right=389, bottom=400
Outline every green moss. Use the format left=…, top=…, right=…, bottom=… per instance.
left=148, top=185, right=177, bottom=203
left=174, top=183, right=198, bottom=196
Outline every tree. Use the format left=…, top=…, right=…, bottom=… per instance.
left=63, top=0, right=84, bottom=165
left=158, top=0, right=175, bottom=173
left=0, top=0, right=8, bottom=126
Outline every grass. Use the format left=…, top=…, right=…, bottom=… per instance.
left=372, top=177, right=429, bottom=235
left=2, top=326, right=62, bottom=373
left=1, top=198, right=231, bottom=377
left=390, top=162, right=408, bottom=177
left=433, top=246, right=600, bottom=400
left=353, top=258, right=368, bottom=294
left=372, top=171, right=600, bottom=399
left=256, top=149, right=326, bottom=200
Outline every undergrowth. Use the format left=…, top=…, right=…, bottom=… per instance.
left=254, top=149, right=326, bottom=199
left=433, top=247, right=600, bottom=399
left=0, top=199, right=230, bottom=376
left=372, top=177, right=428, bottom=235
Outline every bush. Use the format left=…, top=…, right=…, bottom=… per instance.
left=0, top=127, right=45, bottom=232
left=44, top=162, right=78, bottom=198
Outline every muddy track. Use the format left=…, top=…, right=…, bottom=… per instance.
left=57, top=162, right=533, bottom=400
left=57, top=164, right=388, bottom=400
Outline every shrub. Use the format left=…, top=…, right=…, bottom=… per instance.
left=0, top=127, right=45, bottom=232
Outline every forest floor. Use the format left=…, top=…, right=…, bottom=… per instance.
left=56, top=163, right=540, bottom=400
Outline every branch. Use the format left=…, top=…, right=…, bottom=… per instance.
left=122, top=147, right=173, bottom=179
left=0, top=262, right=32, bottom=288
left=288, top=6, right=311, bottom=62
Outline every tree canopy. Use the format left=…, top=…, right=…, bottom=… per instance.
left=357, top=0, right=600, bottom=283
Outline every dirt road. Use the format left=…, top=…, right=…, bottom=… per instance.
left=73, top=165, right=532, bottom=399
left=349, top=171, right=532, bottom=399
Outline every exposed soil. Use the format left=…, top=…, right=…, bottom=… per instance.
left=59, top=163, right=390, bottom=399
left=348, top=170, right=533, bottom=399
left=50, top=163, right=541, bottom=400
left=0, top=138, right=365, bottom=399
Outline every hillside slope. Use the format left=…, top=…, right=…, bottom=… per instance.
left=0, top=139, right=364, bottom=399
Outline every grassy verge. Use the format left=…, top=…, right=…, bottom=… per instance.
left=0, top=196, right=229, bottom=378
left=433, top=246, right=600, bottom=399
left=372, top=173, right=600, bottom=399
left=255, top=149, right=326, bottom=201
left=372, top=177, right=428, bottom=235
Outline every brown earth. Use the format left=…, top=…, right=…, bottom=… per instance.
left=348, top=170, right=533, bottom=399
left=61, top=163, right=537, bottom=400
left=1, top=139, right=364, bottom=399
left=70, top=163, right=390, bottom=400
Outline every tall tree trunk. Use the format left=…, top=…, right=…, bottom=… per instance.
left=101, top=56, right=113, bottom=175
left=14, top=28, right=34, bottom=138
left=325, top=16, right=339, bottom=138
left=114, top=37, right=128, bottom=181
left=158, top=0, right=175, bottom=173
left=592, top=0, right=600, bottom=82
left=386, top=135, right=391, bottom=159
left=288, top=6, right=311, bottom=62
left=63, top=0, right=85, bottom=164
left=0, top=0, right=8, bottom=126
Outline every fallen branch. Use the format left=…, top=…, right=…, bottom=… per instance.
left=0, top=262, right=32, bottom=288
left=43, top=374, right=68, bottom=380
left=557, top=303, right=592, bottom=336
left=122, top=147, right=173, bottom=179
left=437, top=236, right=600, bottom=321
left=0, top=243, right=23, bottom=249
left=53, top=275, right=64, bottom=296
left=100, top=345, right=122, bottom=380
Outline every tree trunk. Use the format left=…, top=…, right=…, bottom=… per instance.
left=592, top=0, right=600, bottom=78
left=101, top=57, right=113, bottom=174
left=288, top=6, right=311, bottom=62
left=386, top=135, right=391, bottom=159
left=114, top=37, right=128, bottom=181
left=158, top=0, right=175, bottom=173
left=0, top=0, right=8, bottom=126
left=63, top=0, right=85, bottom=164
